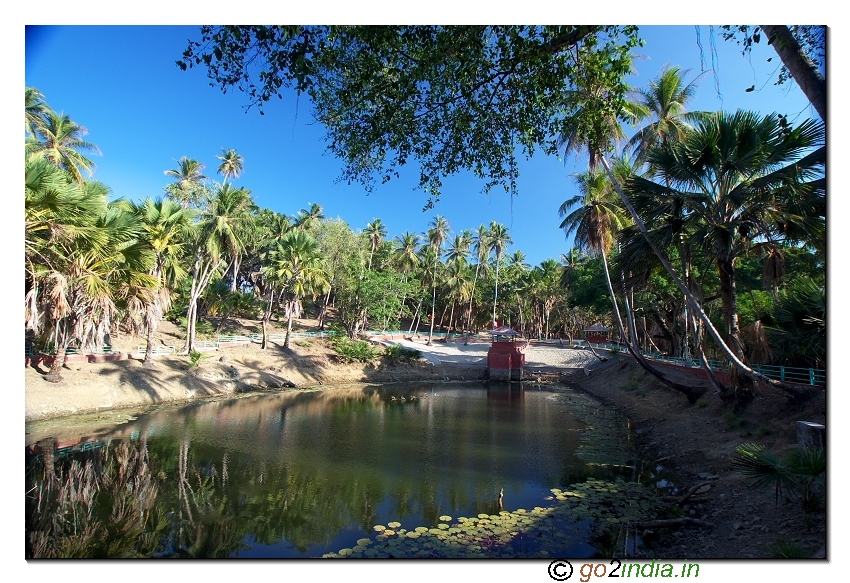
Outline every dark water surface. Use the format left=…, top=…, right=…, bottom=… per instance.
left=25, top=382, right=639, bottom=558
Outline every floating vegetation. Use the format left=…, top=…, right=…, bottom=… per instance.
left=324, top=478, right=668, bottom=558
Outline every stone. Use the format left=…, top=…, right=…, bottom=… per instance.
left=796, top=421, right=825, bottom=450
left=694, top=484, right=711, bottom=495
left=696, top=472, right=719, bottom=480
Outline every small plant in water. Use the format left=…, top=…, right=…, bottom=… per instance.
left=696, top=398, right=709, bottom=409
left=624, top=379, right=640, bottom=392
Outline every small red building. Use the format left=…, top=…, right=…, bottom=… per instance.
left=583, top=323, right=611, bottom=344
left=486, top=326, right=525, bottom=381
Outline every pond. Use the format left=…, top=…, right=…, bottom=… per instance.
left=25, top=382, right=656, bottom=559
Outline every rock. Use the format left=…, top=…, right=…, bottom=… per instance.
left=696, top=472, right=719, bottom=480
left=694, top=484, right=711, bottom=495
left=219, top=356, right=229, bottom=363
left=733, top=522, right=743, bottom=530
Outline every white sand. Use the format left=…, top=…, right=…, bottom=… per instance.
left=388, top=337, right=600, bottom=369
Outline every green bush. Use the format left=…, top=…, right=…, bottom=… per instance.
left=332, top=336, right=381, bottom=363
left=384, top=344, right=422, bottom=363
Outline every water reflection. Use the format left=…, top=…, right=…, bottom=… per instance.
left=26, top=383, right=634, bottom=558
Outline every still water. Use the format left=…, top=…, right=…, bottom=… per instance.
left=25, top=382, right=638, bottom=558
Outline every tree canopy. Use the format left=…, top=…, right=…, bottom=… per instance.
left=178, top=25, right=641, bottom=206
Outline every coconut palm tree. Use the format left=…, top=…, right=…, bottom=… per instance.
left=626, top=110, right=825, bottom=404
left=164, top=157, right=208, bottom=208
left=26, top=109, right=101, bottom=183
left=364, top=218, right=387, bottom=270
left=463, top=225, right=491, bottom=341
left=293, top=202, right=325, bottom=233
left=263, top=230, right=330, bottom=349
left=393, top=231, right=421, bottom=325
left=216, top=148, right=244, bottom=185
left=626, top=66, right=709, bottom=168
left=210, top=184, right=257, bottom=292
left=487, top=221, right=512, bottom=327
left=559, top=169, right=629, bottom=341
left=182, top=184, right=255, bottom=352
left=25, top=87, right=50, bottom=138
left=425, top=215, right=450, bottom=345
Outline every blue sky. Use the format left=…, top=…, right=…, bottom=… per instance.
left=24, top=24, right=818, bottom=267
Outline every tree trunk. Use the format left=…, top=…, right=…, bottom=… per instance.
left=718, top=256, right=755, bottom=405
left=143, top=303, right=157, bottom=367
left=408, top=299, right=422, bottom=335
left=261, top=289, right=275, bottom=350
left=284, top=298, right=295, bottom=349
left=602, top=247, right=705, bottom=403
left=759, top=25, right=826, bottom=122
left=427, top=259, right=437, bottom=345
left=45, top=342, right=67, bottom=382
left=599, top=156, right=807, bottom=401
left=492, top=259, right=500, bottom=326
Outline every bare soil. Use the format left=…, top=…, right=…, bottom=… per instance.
left=24, top=318, right=827, bottom=559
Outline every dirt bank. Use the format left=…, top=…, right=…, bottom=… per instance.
left=569, top=354, right=826, bottom=559
left=23, top=319, right=827, bottom=559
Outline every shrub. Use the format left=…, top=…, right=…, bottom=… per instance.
left=384, top=344, right=422, bottom=363
left=732, top=443, right=825, bottom=510
left=332, top=336, right=381, bottom=363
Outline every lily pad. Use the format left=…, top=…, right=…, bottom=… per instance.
left=439, top=515, right=452, bottom=522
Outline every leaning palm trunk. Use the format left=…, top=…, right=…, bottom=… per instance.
left=602, top=248, right=705, bottom=402
left=599, top=156, right=806, bottom=402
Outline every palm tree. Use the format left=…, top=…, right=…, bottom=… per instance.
left=164, top=157, right=208, bottom=208
left=425, top=215, right=450, bottom=344
left=263, top=230, right=330, bottom=349
left=26, top=109, right=101, bottom=183
left=393, top=231, right=421, bottom=326
left=487, top=221, right=512, bottom=327
left=443, top=258, right=474, bottom=336
left=216, top=148, right=244, bottom=185
left=364, top=218, right=387, bottom=270
left=626, top=110, right=825, bottom=404
left=134, top=198, right=196, bottom=366
left=25, top=87, right=50, bottom=138
left=626, top=66, right=709, bottom=168
left=293, top=202, right=325, bottom=233
left=464, top=225, right=491, bottom=342
left=182, top=184, right=255, bottom=352
left=216, top=184, right=257, bottom=292
left=559, top=168, right=629, bottom=343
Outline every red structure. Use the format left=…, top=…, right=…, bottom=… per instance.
left=583, top=323, right=611, bottom=344
left=486, top=326, right=525, bottom=381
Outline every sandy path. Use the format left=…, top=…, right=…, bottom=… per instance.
left=388, top=338, right=600, bottom=369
